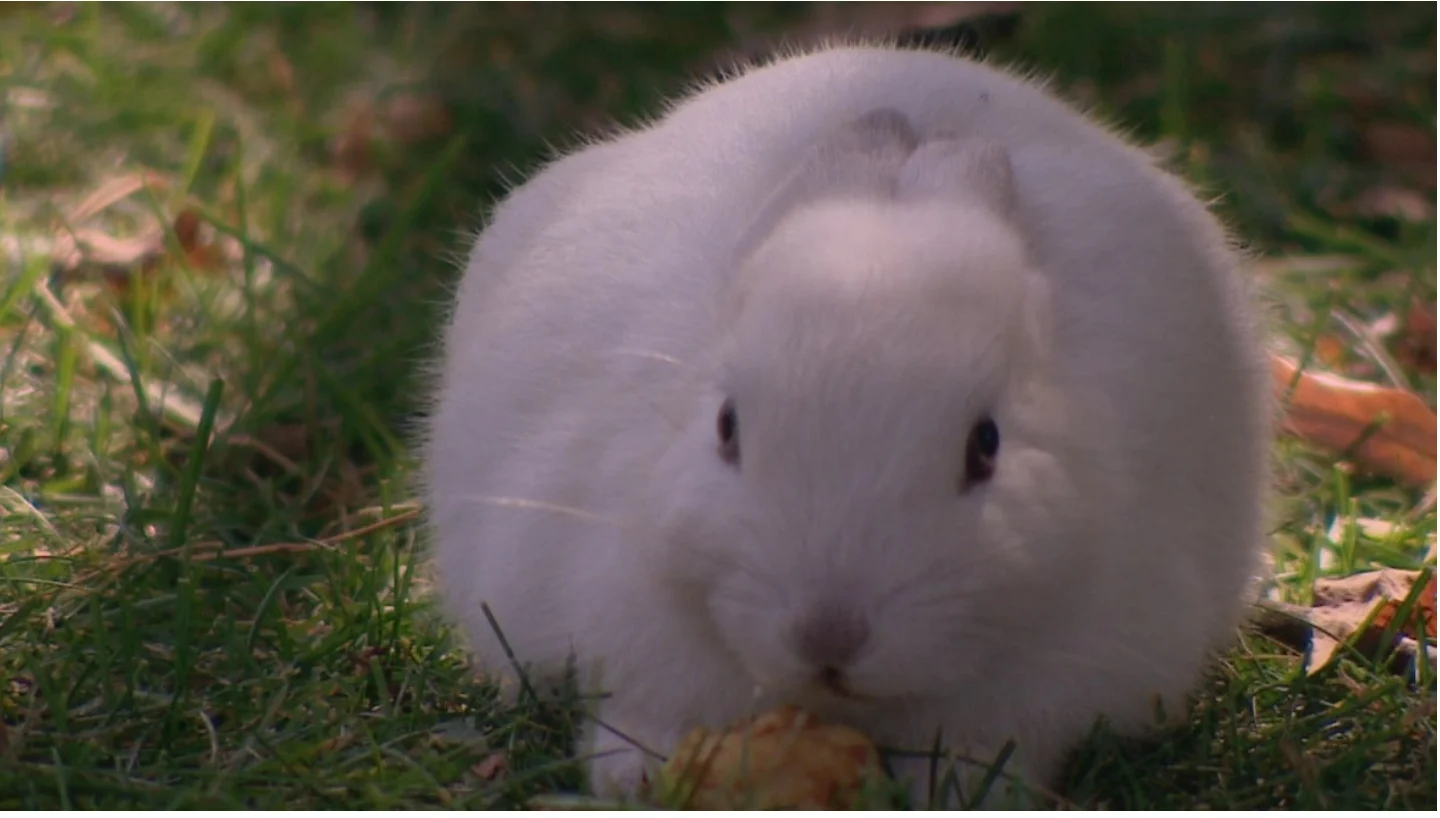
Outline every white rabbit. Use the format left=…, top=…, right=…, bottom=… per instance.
left=422, top=43, right=1273, bottom=806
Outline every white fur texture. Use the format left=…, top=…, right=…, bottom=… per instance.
left=422, top=44, right=1273, bottom=804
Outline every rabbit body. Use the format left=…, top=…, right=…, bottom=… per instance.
left=423, top=44, right=1272, bottom=803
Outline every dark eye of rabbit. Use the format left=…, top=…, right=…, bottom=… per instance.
left=717, top=399, right=740, bottom=465
left=963, top=416, right=1000, bottom=489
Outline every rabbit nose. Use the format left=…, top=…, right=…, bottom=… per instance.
left=791, top=604, right=870, bottom=670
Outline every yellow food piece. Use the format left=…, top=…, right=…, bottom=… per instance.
left=652, top=706, right=885, bottom=810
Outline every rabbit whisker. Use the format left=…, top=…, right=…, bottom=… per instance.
left=458, top=494, right=620, bottom=526
left=611, top=348, right=687, bottom=368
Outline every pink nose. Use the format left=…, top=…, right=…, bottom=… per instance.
left=791, top=604, right=871, bottom=671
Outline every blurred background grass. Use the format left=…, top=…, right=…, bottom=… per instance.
left=0, top=1, right=1434, bottom=809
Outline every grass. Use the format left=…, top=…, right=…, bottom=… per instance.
left=0, top=2, right=1434, bottom=809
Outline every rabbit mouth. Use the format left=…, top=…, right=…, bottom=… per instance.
left=807, top=666, right=877, bottom=704
left=820, top=666, right=853, bottom=695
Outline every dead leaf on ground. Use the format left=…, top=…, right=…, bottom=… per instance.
left=268, top=51, right=296, bottom=95
left=1303, top=568, right=1436, bottom=673
left=1369, top=573, right=1437, bottom=636
left=227, top=422, right=312, bottom=476
left=332, top=102, right=375, bottom=182
left=318, top=732, right=359, bottom=755
left=653, top=706, right=885, bottom=810
left=1335, top=73, right=1395, bottom=115
left=170, top=207, right=227, bottom=271
left=56, top=211, right=227, bottom=289
left=173, top=207, right=202, bottom=250
left=1361, top=121, right=1436, bottom=165
left=1271, top=353, right=1437, bottom=486
left=329, top=90, right=452, bottom=183
left=51, top=172, right=168, bottom=275
left=1311, top=334, right=1350, bottom=370
left=1351, top=184, right=1435, bottom=222
left=66, top=171, right=169, bottom=223
left=472, top=752, right=510, bottom=782
left=1392, top=298, right=1437, bottom=376
left=51, top=225, right=166, bottom=273
left=1360, top=121, right=1437, bottom=189
left=50, top=174, right=226, bottom=282
left=379, top=92, right=452, bottom=145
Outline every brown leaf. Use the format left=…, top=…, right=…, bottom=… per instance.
left=472, top=752, right=509, bottom=782
left=1370, top=574, right=1437, bottom=639
left=1352, top=185, right=1435, bottom=222
left=50, top=173, right=172, bottom=278
left=1335, top=74, right=1393, bottom=115
left=318, top=733, right=358, bottom=754
left=380, top=92, right=452, bottom=145
left=170, top=208, right=226, bottom=271
left=332, top=103, right=375, bottom=182
left=51, top=226, right=165, bottom=272
left=1313, top=568, right=1422, bottom=607
left=1311, top=334, right=1350, bottom=369
left=350, top=644, right=386, bottom=675
left=55, top=208, right=228, bottom=282
left=173, top=208, right=202, bottom=252
left=1361, top=121, right=1437, bottom=166
left=1393, top=298, right=1437, bottom=375
left=1306, top=568, right=1433, bottom=673
left=1360, top=121, right=1437, bottom=189
left=654, top=706, right=885, bottom=810
left=328, top=91, right=451, bottom=184
left=228, top=422, right=313, bottom=476
left=268, top=51, right=296, bottom=95
left=66, top=172, right=169, bottom=223
left=1271, top=354, right=1437, bottom=485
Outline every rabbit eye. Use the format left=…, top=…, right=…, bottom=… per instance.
left=962, top=416, right=1000, bottom=489
left=717, top=399, right=740, bottom=465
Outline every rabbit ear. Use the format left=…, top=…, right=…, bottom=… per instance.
left=900, top=138, right=1016, bottom=218
left=792, top=107, right=920, bottom=197
left=815, top=108, right=921, bottom=166
left=733, top=109, right=919, bottom=263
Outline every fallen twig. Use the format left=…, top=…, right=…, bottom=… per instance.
left=128, top=507, right=423, bottom=566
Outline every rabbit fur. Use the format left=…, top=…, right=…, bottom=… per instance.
left=421, top=43, right=1273, bottom=805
